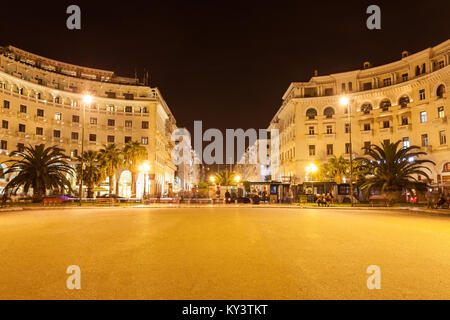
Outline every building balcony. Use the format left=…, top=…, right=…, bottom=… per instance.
left=16, top=132, right=31, bottom=139
left=397, top=124, right=412, bottom=132
left=17, top=112, right=31, bottom=120
left=379, top=127, right=393, bottom=135
left=422, top=145, right=433, bottom=153
left=0, top=128, right=12, bottom=137
left=52, top=119, right=64, bottom=126
left=323, top=133, right=336, bottom=139
left=432, top=117, right=448, bottom=125
left=360, top=129, right=374, bottom=136
left=34, top=116, right=48, bottom=123
left=306, top=134, right=318, bottom=140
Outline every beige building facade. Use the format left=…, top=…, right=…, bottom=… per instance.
left=269, top=39, right=450, bottom=185
left=0, top=46, right=177, bottom=197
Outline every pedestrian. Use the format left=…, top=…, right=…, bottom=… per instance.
left=426, top=189, right=433, bottom=209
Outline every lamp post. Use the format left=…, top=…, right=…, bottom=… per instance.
left=340, top=96, right=354, bottom=207
left=138, top=161, right=151, bottom=199
left=79, top=95, right=92, bottom=205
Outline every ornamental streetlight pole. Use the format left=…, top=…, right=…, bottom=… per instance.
left=340, top=96, right=354, bottom=207
left=79, top=95, right=92, bottom=205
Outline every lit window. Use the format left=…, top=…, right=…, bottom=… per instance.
left=419, top=89, right=426, bottom=100
left=421, top=134, right=428, bottom=147
left=402, top=137, right=410, bottom=148
left=54, top=112, right=62, bottom=120
left=309, top=145, right=315, bottom=156
left=438, top=106, right=445, bottom=118
left=90, top=117, right=97, bottom=125
left=141, top=137, right=149, bottom=145
left=440, top=131, right=447, bottom=145
left=420, top=111, right=427, bottom=123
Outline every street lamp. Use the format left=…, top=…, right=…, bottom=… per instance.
left=209, top=176, right=216, bottom=183
left=340, top=96, right=354, bottom=207
left=138, top=161, right=151, bottom=199
left=234, top=175, right=241, bottom=183
left=79, top=94, right=92, bottom=205
left=305, top=163, right=318, bottom=181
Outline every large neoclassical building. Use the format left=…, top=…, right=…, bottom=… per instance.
left=0, top=45, right=178, bottom=197
left=269, top=39, right=450, bottom=186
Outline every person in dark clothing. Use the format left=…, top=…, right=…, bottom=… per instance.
left=225, top=191, right=231, bottom=204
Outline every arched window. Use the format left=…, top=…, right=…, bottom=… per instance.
left=361, top=103, right=373, bottom=114
left=380, top=99, right=391, bottom=111
left=399, top=95, right=410, bottom=108
left=437, top=84, right=446, bottom=98
left=323, top=107, right=335, bottom=119
left=306, top=108, right=317, bottom=120
left=443, top=163, right=450, bottom=173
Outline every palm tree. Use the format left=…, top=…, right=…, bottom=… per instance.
left=98, top=144, right=122, bottom=197
left=76, top=150, right=104, bottom=198
left=123, top=141, right=148, bottom=197
left=321, top=155, right=349, bottom=183
left=214, top=170, right=238, bottom=185
left=356, top=140, right=435, bottom=204
left=1, top=144, right=74, bottom=202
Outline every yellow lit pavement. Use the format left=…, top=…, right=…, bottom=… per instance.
left=1, top=207, right=450, bottom=299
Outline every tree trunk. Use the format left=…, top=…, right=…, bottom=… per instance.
left=131, top=171, right=137, bottom=197
left=109, top=175, right=114, bottom=197
left=33, top=188, right=44, bottom=203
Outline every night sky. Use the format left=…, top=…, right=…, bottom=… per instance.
left=1, top=0, right=449, bottom=135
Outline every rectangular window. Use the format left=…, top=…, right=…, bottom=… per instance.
left=421, top=134, right=428, bottom=147
left=53, top=130, right=61, bottom=138
left=70, top=150, right=78, bottom=158
left=89, top=134, right=97, bottom=142
left=36, top=127, right=43, bottom=135
left=37, top=109, right=44, bottom=117
left=308, top=126, right=315, bottom=135
left=106, top=105, right=115, bottom=112
left=363, top=123, right=371, bottom=131
left=419, top=89, right=426, bottom=100
left=54, top=112, right=62, bottom=120
left=2, top=120, right=8, bottom=129
left=107, top=135, right=115, bottom=143
left=402, top=73, right=408, bottom=82
left=348, top=82, right=353, bottom=92
left=402, top=137, right=410, bottom=148
left=341, top=83, right=346, bottom=92
left=420, top=111, right=427, bottom=123
left=3, top=100, right=10, bottom=109
left=345, top=123, right=350, bottom=133
left=440, top=131, right=447, bottom=145
left=0, top=140, right=7, bottom=150
left=401, top=116, right=408, bottom=125
left=141, top=137, right=149, bottom=145
left=383, top=78, right=392, bottom=87
left=125, top=120, right=132, bottom=128
left=308, top=145, right=315, bottom=156
left=17, top=143, right=25, bottom=152
left=324, top=88, right=333, bottom=96
left=345, top=143, right=351, bottom=154
left=363, top=82, right=372, bottom=91
left=383, top=120, right=390, bottom=128
left=71, top=132, right=79, bottom=140
left=125, top=136, right=132, bottom=143
left=90, top=117, right=97, bottom=125
left=142, top=121, right=149, bottom=129
left=326, top=125, right=333, bottom=134
left=438, top=106, right=445, bottom=118
left=18, top=124, right=26, bottom=132
left=107, top=119, right=115, bottom=126
left=383, top=139, right=390, bottom=145
left=326, top=144, right=333, bottom=155
left=125, top=106, right=133, bottom=113
left=20, top=105, right=27, bottom=113
left=72, top=115, right=80, bottom=123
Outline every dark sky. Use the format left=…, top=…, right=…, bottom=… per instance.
left=1, top=0, right=449, bottom=135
